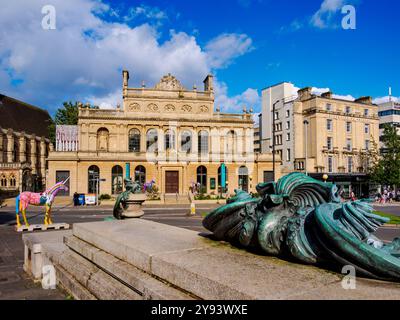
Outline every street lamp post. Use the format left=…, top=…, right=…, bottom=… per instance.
left=303, top=119, right=309, bottom=176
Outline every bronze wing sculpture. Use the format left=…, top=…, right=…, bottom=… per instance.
left=203, top=173, right=400, bottom=281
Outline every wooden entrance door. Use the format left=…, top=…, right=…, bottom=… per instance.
left=165, top=171, right=179, bottom=193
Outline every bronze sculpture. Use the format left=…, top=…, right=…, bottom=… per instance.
left=203, top=173, right=400, bottom=281
left=113, top=178, right=145, bottom=219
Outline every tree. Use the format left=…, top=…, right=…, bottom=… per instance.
left=48, top=101, right=83, bottom=144
left=369, top=124, right=400, bottom=188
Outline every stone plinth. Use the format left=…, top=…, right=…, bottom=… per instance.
left=23, top=220, right=400, bottom=300
left=122, top=193, right=146, bottom=218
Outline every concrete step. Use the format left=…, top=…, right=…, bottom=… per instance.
left=40, top=241, right=142, bottom=300
left=23, top=220, right=400, bottom=300
left=64, top=235, right=194, bottom=300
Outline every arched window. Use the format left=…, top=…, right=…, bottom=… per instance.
left=111, top=165, right=123, bottom=194
left=97, top=128, right=109, bottom=152
left=165, top=130, right=175, bottom=151
left=0, top=175, right=7, bottom=187
left=128, top=129, right=141, bottom=152
left=181, top=131, right=192, bottom=152
left=218, top=165, right=228, bottom=191
left=88, top=165, right=100, bottom=194
left=198, top=131, right=209, bottom=154
left=197, top=166, right=207, bottom=192
left=238, top=166, right=249, bottom=192
left=226, top=130, right=236, bottom=155
left=146, top=129, right=158, bottom=152
left=9, top=175, right=16, bottom=188
left=134, top=166, right=146, bottom=185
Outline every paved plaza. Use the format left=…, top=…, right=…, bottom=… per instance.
left=0, top=203, right=399, bottom=300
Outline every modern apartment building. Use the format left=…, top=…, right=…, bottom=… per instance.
left=261, top=83, right=380, bottom=197
left=378, top=99, right=400, bottom=136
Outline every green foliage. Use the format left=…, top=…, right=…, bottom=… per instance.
left=99, top=194, right=112, bottom=200
left=374, top=211, right=400, bottom=225
left=369, top=124, right=400, bottom=187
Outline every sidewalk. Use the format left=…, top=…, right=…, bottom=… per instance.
left=0, top=226, right=66, bottom=300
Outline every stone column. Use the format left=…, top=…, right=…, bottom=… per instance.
left=140, top=126, right=146, bottom=153
left=30, top=135, right=37, bottom=174
left=19, top=132, right=26, bottom=163
left=6, top=129, right=14, bottom=163
left=192, top=127, right=198, bottom=156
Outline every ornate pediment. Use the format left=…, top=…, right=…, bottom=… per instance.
left=154, top=73, right=185, bottom=91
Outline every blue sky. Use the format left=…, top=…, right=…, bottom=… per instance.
left=1, top=0, right=399, bottom=116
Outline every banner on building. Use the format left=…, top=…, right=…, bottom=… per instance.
left=56, top=125, right=79, bottom=151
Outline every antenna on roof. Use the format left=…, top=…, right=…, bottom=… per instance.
left=389, top=86, right=392, bottom=102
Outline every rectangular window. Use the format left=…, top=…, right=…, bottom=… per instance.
left=365, top=140, right=370, bottom=150
left=286, top=110, right=290, bottom=118
left=346, top=122, right=352, bottom=133
left=345, top=106, right=351, bottom=114
left=286, top=149, right=291, bottom=161
left=326, top=104, right=332, bottom=111
left=327, top=137, right=333, bottom=150
left=286, top=133, right=290, bottom=141
left=346, top=139, right=352, bottom=151
left=364, top=109, right=369, bottom=116
left=286, top=121, right=290, bottom=130
left=328, top=156, right=333, bottom=173
left=348, top=157, right=353, bottom=173
left=274, top=112, right=279, bottom=120
left=365, top=124, right=370, bottom=134
left=327, top=119, right=332, bottom=131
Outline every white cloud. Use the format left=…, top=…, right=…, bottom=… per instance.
left=205, top=33, right=254, bottom=69
left=373, top=96, right=400, bottom=105
left=310, top=0, right=345, bottom=28
left=312, top=87, right=355, bottom=101
left=0, top=0, right=255, bottom=114
left=215, top=80, right=260, bottom=113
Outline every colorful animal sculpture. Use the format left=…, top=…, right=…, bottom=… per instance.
left=143, top=179, right=156, bottom=192
left=15, top=178, right=69, bottom=227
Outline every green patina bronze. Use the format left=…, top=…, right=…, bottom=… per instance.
left=113, top=178, right=142, bottom=219
left=203, top=172, right=400, bottom=281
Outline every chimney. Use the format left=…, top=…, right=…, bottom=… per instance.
left=203, top=74, right=214, bottom=92
left=297, top=87, right=313, bottom=101
left=122, top=70, right=130, bottom=98
left=321, top=91, right=333, bottom=99
left=354, top=96, right=372, bottom=105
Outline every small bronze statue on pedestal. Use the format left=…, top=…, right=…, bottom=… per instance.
left=113, top=178, right=146, bottom=220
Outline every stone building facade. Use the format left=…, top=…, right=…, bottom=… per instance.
left=46, top=71, right=278, bottom=197
left=261, top=83, right=380, bottom=197
left=0, top=94, right=52, bottom=196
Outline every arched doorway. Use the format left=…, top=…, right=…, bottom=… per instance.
left=238, top=166, right=249, bottom=192
left=88, top=165, right=100, bottom=194
left=22, top=170, right=32, bottom=192
left=111, top=165, right=123, bottom=194
left=197, top=166, right=207, bottom=193
left=134, top=166, right=146, bottom=185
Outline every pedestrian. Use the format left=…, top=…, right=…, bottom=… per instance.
left=73, top=192, right=79, bottom=206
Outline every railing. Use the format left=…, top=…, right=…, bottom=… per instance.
left=0, top=163, right=20, bottom=169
